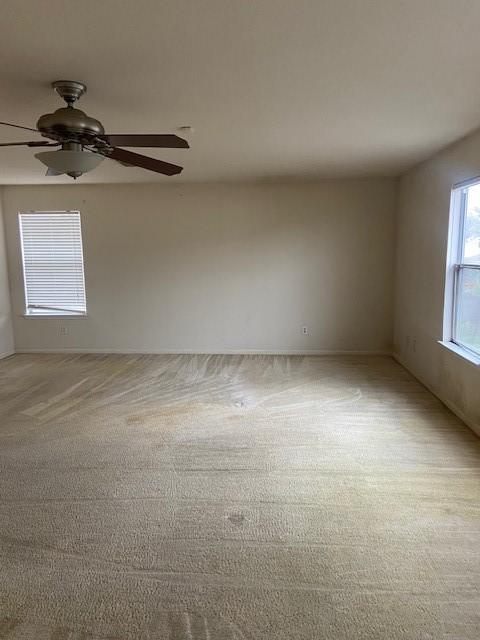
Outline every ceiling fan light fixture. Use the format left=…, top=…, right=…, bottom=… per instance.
left=35, top=149, right=104, bottom=178
left=1, top=80, right=189, bottom=178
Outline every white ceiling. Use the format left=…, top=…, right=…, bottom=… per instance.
left=2, top=0, right=480, bottom=184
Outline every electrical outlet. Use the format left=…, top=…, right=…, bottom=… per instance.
left=302, top=326, right=308, bottom=335
left=60, top=326, right=68, bottom=336
left=412, top=339, right=417, bottom=353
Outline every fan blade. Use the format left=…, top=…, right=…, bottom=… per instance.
left=0, top=121, right=39, bottom=133
left=0, top=140, right=57, bottom=147
left=99, top=134, right=189, bottom=149
left=106, top=148, right=183, bottom=176
left=46, top=168, right=64, bottom=176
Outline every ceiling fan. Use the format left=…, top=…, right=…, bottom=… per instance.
left=0, top=80, right=189, bottom=179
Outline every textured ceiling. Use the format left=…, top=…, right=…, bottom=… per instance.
left=1, top=0, right=480, bottom=184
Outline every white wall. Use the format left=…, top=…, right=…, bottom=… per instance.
left=0, top=194, right=14, bottom=358
left=394, top=129, right=480, bottom=434
left=2, top=180, right=395, bottom=354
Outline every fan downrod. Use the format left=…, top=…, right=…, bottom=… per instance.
left=52, top=80, right=87, bottom=107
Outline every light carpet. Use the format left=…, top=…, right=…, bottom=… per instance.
left=0, top=354, right=479, bottom=639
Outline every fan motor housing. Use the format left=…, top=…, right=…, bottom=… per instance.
left=37, top=107, right=105, bottom=142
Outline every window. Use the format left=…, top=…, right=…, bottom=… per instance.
left=19, top=211, right=87, bottom=316
left=444, top=181, right=480, bottom=359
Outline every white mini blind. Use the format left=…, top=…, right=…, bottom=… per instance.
left=19, top=212, right=87, bottom=315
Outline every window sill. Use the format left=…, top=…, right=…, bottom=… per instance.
left=438, top=340, right=480, bottom=366
left=21, top=313, right=88, bottom=318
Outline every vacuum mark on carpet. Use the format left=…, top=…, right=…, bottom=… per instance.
left=167, top=611, right=244, bottom=639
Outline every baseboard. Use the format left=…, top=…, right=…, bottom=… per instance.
left=14, top=347, right=392, bottom=356
left=393, top=352, right=479, bottom=436
left=0, top=349, right=15, bottom=360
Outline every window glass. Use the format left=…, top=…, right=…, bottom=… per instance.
left=455, top=266, right=480, bottom=354
left=463, top=184, right=480, bottom=265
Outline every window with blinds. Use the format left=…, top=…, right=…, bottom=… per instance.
left=19, top=211, right=87, bottom=316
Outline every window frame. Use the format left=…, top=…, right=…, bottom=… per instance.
left=442, top=178, right=480, bottom=364
left=18, top=210, right=88, bottom=318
